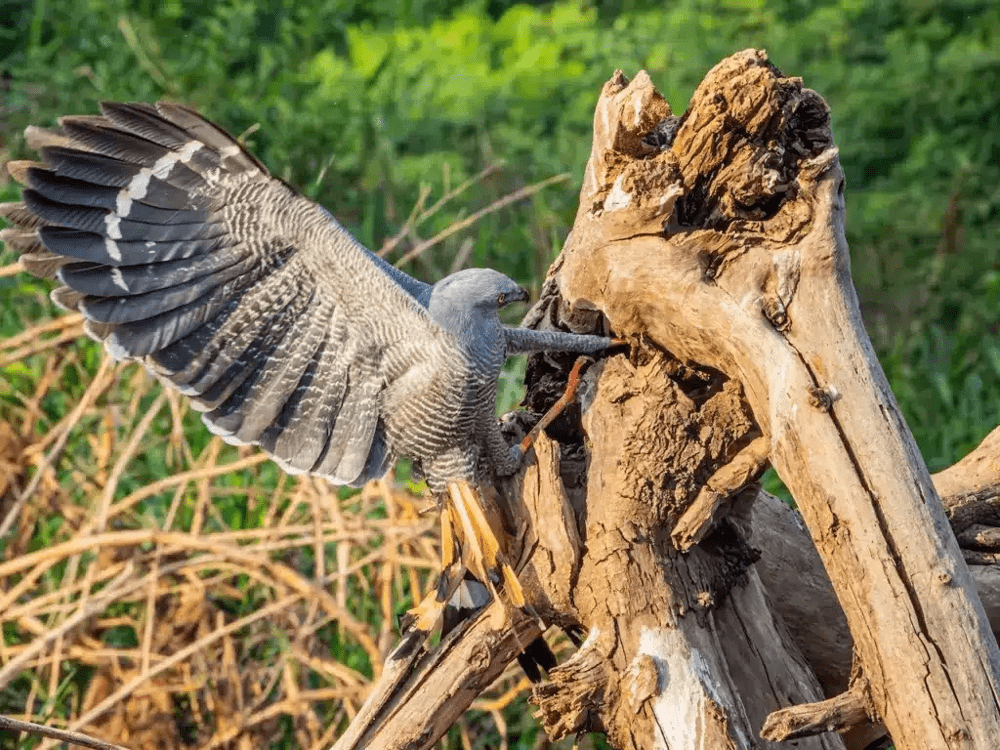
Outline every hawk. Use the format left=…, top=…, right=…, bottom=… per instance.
left=0, top=102, right=613, bottom=636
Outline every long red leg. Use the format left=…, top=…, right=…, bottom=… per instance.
left=519, top=355, right=591, bottom=456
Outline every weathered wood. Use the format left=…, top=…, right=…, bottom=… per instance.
left=335, top=410, right=843, bottom=750
left=672, top=435, right=769, bottom=551
left=525, top=349, right=843, bottom=750
left=330, top=406, right=1000, bottom=750
left=331, top=440, right=1000, bottom=750
left=552, top=51, right=1000, bottom=749
left=328, top=434, right=569, bottom=750
left=760, top=679, right=872, bottom=742
left=753, top=426, right=1000, bottom=748
left=331, top=602, right=542, bottom=750
left=330, top=52, right=1000, bottom=750
left=564, top=356, right=771, bottom=749
left=713, top=556, right=848, bottom=749
left=753, top=486, right=1000, bottom=750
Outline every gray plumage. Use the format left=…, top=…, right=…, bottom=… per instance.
left=1, top=101, right=613, bottom=492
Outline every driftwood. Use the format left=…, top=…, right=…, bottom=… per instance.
left=329, top=51, right=1000, bottom=750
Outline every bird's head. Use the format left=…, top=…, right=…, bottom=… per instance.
left=427, top=268, right=529, bottom=321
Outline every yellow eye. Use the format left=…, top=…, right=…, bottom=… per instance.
left=497, top=293, right=506, bottom=305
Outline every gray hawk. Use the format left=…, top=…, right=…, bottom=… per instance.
left=0, top=102, right=613, bottom=638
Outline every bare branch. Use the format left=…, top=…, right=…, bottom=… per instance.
left=761, top=678, right=874, bottom=742
left=0, top=715, right=131, bottom=750
left=331, top=604, right=543, bottom=750
left=393, top=173, right=570, bottom=267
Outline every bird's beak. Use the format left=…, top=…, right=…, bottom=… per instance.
left=515, top=286, right=530, bottom=303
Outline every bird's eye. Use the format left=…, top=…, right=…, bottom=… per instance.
left=497, top=293, right=506, bottom=305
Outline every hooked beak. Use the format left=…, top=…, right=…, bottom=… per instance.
left=514, top=286, right=530, bottom=304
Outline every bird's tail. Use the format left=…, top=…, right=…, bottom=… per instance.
left=396, top=482, right=559, bottom=681
left=401, top=480, right=526, bottom=629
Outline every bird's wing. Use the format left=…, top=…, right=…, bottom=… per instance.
left=0, top=101, right=464, bottom=485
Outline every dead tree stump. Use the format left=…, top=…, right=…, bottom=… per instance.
left=331, top=50, right=1000, bottom=750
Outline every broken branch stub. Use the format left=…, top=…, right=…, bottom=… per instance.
left=331, top=598, right=543, bottom=750
left=554, top=50, right=1000, bottom=749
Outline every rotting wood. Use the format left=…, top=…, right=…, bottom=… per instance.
left=328, top=414, right=1000, bottom=750
left=557, top=355, right=765, bottom=750
left=330, top=52, right=1000, bottom=750
left=552, top=51, right=1000, bottom=749
left=338, top=403, right=844, bottom=750
left=542, top=353, right=845, bottom=750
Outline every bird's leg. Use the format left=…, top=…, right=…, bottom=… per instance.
left=445, top=481, right=526, bottom=627
left=402, top=481, right=529, bottom=636
left=519, top=355, right=591, bottom=456
left=401, top=508, right=468, bottom=635
left=503, top=327, right=624, bottom=357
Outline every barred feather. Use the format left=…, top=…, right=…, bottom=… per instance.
left=41, top=227, right=225, bottom=266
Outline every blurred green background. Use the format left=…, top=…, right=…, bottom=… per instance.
left=1, top=0, right=998, bottom=747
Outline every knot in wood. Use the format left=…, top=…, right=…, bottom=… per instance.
left=762, top=294, right=790, bottom=332
left=806, top=384, right=841, bottom=411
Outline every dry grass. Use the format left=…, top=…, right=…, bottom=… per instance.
left=0, top=275, right=550, bottom=750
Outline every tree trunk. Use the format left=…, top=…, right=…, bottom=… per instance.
left=527, top=354, right=842, bottom=749
left=332, top=50, right=1000, bottom=750
left=545, top=51, right=1000, bottom=749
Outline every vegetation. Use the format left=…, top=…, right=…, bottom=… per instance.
left=1, top=0, right=998, bottom=747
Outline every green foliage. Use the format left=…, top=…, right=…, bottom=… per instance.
left=3, top=0, right=999, bottom=746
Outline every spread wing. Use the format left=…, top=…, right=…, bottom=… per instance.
left=0, top=101, right=463, bottom=486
